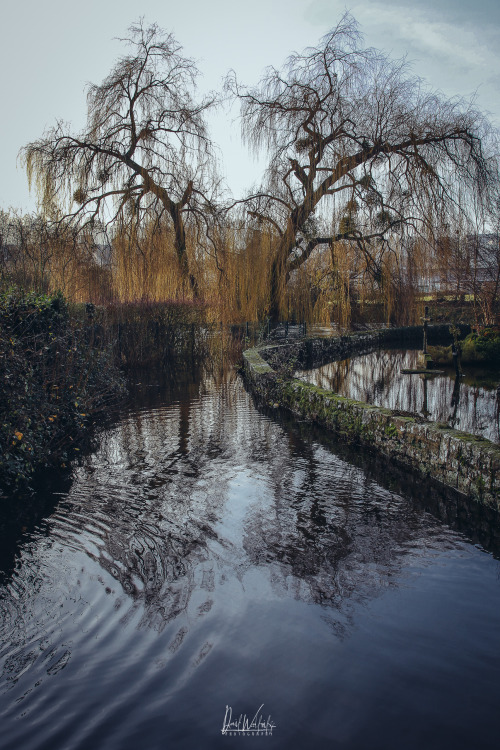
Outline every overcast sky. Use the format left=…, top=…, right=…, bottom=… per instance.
left=2, top=0, right=499, bottom=213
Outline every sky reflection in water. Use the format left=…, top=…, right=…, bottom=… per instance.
left=0, top=367, right=499, bottom=750
left=297, top=348, right=500, bottom=443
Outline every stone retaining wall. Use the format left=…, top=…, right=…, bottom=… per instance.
left=243, top=328, right=499, bottom=510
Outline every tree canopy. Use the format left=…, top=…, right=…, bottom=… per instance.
left=22, top=21, right=218, bottom=293
left=227, top=12, right=499, bottom=319
left=20, top=14, right=500, bottom=320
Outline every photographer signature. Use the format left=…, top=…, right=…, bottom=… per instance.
left=221, top=704, right=276, bottom=736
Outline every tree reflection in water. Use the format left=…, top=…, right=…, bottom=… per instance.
left=0, top=366, right=499, bottom=750
left=297, top=349, right=500, bottom=443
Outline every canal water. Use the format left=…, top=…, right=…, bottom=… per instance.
left=1, top=365, right=499, bottom=750
left=296, top=348, right=500, bottom=443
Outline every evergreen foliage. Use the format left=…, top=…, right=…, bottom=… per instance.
left=0, top=287, right=125, bottom=493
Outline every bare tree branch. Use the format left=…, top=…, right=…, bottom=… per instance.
left=227, top=11, right=500, bottom=320
left=21, top=20, right=220, bottom=295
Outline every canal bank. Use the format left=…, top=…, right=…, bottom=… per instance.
left=243, top=327, right=500, bottom=510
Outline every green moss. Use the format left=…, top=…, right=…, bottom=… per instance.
left=384, top=423, right=399, bottom=438
left=243, top=349, right=274, bottom=375
left=453, top=432, right=487, bottom=444
left=245, top=334, right=500, bottom=506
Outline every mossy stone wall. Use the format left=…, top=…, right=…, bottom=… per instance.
left=243, top=328, right=499, bottom=510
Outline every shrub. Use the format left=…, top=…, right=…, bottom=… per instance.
left=461, top=327, right=500, bottom=364
left=427, top=344, right=453, bottom=365
left=0, top=287, right=125, bottom=493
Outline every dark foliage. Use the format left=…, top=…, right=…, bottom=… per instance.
left=0, top=287, right=125, bottom=494
left=463, top=327, right=500, bottom=364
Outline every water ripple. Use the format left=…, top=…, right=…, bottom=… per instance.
left=1, top=370, right=499, bottom=749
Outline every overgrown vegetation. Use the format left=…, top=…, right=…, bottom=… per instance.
left=467, top=327, right=500, bottom=363
left=1, top=207, right=498, bottom=331
left=0, top=287, right=125, bottom=494
left=429, top=326, right=500, bottom=365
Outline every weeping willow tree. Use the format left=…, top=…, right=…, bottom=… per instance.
left=227, top=12, right=499, bottom=322
left=21, top=21, right=219, bottom=297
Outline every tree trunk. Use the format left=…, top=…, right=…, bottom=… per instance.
left=169, top=203, right=198, bottom=297
left=268, top=227, right=297, bottom=324
left=268, top=256, right=284, bottom=324
left=267, top=193, right=318, bottom=323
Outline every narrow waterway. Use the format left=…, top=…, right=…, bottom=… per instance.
left=1, top=365, right=499, bottom=750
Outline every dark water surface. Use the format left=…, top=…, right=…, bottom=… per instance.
left=297, top=348, right=500, bottom=443
left=1, top=366, right=500, bottom=750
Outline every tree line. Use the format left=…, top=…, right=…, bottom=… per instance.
left=3, top=13, right=500, bottom=326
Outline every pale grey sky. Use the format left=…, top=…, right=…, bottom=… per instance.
left=2, top=0, right=499, bottom=212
